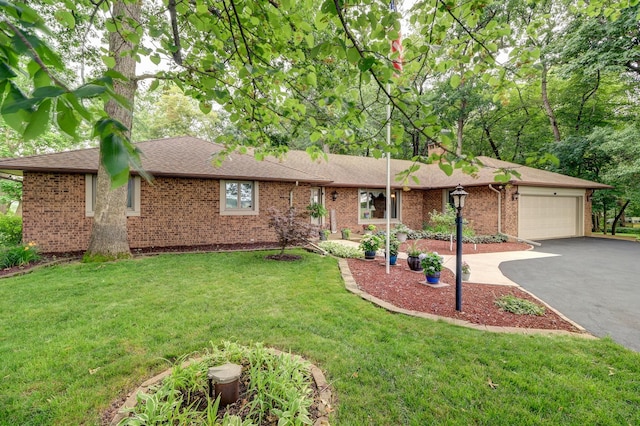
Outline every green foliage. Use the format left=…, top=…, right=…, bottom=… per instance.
left=0, top=180, right=22, bottom=206
left=0, top=214, right=22, bottom=246
left=420, top=252, right=443, bottom=275
left=305, top=203, right=328, bottom=219
left=495, top=295, right=546, bottom=316
left=381, top=234, right=401, bottom=255
left=0, top=242, right=40, bottom=269
left=426, top=206, right=457, bottom=234
left=318, top=241, right=363, bottom=258
left=121, top=342, right=313, bottom=425
left=358, top=234, right=383, bottom=252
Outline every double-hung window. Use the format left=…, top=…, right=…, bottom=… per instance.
left=220, top=180, right=259, bottom=215
left=85, top=174, right=141, bottom=217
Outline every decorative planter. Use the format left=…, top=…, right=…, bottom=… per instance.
left=407, top=256, right=422, bottom=271
left=341, top=230, right=351, bottom=240
left=364, top=250, right=377, bottom=260
left=385, top=253, right=398, bottom=266
left=395, top=232, right=408, bottom=242
left=426, top=272, right=441, bottom=284
left=462, top=272, right=471, bottom=281
left=319, top=231, right=328, bottom=241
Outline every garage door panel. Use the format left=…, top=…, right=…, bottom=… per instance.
left=519, top=196, right=579, bottom=240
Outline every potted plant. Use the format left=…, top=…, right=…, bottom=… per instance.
left=320, top=228, right=330, bottom=241
left=307, top=202, right=328, bottom=239
left=406, top=240, right=423, bottom=271
left=382, top=234, right=401, bottom=265
left=359, top=234, right=382, bottom=260
left=421, top=251, right=444, bottom=284
left=341, top=228, right=351, bottom=240
left=393, top=223, right=410, bottom=242
left=363, top=224, right=377, bottom=235
left=461, top=261, right=471, bottom=281
left=306, top=202, right=328, bottom=219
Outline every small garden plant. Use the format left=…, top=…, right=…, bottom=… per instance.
left=0, top=242, right=40, bottom=269
left=495, top=295, right=546, bottom=316
left=318, top=241, right=363, bottom=258
left=119, top=341, right=314, bottom=426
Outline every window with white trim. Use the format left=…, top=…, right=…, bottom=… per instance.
left=85, top=174, right=141, bottom=217
left=359, top=189, right=400, bottom=221
left=220, top=180, right=259, bottom=216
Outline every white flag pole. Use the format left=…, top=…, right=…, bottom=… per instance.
left=385, top=82, right=391, bottom=275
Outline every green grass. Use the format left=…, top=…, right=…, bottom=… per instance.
left=1, top=250, right=639, bottom=425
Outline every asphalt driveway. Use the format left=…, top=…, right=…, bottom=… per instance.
left=499, top=237, right=640, bottom=352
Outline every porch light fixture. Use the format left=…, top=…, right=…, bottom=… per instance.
left=512, top=191, right=520, bottom=201
left=451, top=184, right=468, bottom=312
left=331, top=190, right=338, bottom=201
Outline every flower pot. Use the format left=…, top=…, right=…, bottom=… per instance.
left=385, top=253, right=398, bottom=266
left=396, top=232, right=407, bottom=242
left=341, top=230, right=351, bottom=240
left=426, top=271, right=441, bottom=284
left=407, top=256, right=423, bottom=271
left=364, top=250, right=376, bottom=260
left=462, top=272, right=471, bottom=281
left=319, top=231, right=328, bottom=241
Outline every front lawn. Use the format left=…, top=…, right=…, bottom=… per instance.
left=1, top=250, right=639, bottom=425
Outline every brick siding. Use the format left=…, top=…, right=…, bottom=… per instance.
left=22, top=173, right=594, bottom=253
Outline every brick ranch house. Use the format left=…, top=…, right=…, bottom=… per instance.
left=0, top=136, right=610, bottom=253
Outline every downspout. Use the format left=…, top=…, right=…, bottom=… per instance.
left=488, top=184, right=501, bottom=234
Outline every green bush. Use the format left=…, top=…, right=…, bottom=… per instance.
left=495, top=295, right=545, bottom=316
left=0, top=242, right=41, bottom=269
left=0, top=214, right=22, bottom=246
left=318, top=241, right=364, bottom=258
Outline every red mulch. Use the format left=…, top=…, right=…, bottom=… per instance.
left=347, top=239, right=583, bottom=333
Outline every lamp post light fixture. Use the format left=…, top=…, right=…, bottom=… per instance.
left=451, top=184, right=468, bottom=311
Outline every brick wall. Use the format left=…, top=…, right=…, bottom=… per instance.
left=22, top=173, right=93, bottom=252
left=23, top=173, right=314, bottom=253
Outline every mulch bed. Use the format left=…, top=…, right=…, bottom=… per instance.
left=347, top=239, right=583, bottom=333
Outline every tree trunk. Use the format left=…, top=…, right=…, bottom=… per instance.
left=611, top=199, right=630, bottom=236
left=85, top=0, right=140, bottom=259
left=541, top=62, right=561, bottom=142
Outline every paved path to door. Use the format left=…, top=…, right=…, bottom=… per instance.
left=499, top=237, right=640, bottom=352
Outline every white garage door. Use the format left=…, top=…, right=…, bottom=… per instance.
left=518, top=195, right=580, bottom=240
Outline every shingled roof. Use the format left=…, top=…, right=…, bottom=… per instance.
left=0, top=136, right=610, bottom=189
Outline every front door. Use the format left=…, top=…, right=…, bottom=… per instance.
left=310, top=187, right=323, bottom=226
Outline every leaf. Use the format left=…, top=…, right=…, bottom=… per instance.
left=101, top=55, right=116, bottom=68
left=23, top=99, right=51, bottom=141
left=358, top=57, right=376, bottom=72
left=450, top=74, right=461, bottom=89
left=54, top=10, right=75, bottom=29
left=0, top=62, right=17, bottom=79
left=32, top=86, right=67, bottom=98
left=438, top=162, right=453, bottom=176
left=73, top=84, right=107, bottom=99
left=100, top=133, right=131, bottom=187
left=56, top=99, right=79, bottom=138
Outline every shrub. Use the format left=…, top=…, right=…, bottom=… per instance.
left=267, top=207, right=317, bottom=256
left=0, top=242, right=41, bottom=269
left=495, top=295, right=546, bottom=316
left=318, top=241, right=363, bottom=258
left=0, top=214, right=22, bottom=246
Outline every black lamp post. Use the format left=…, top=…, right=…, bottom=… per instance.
left=451, top=184, right=468, bottom=311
